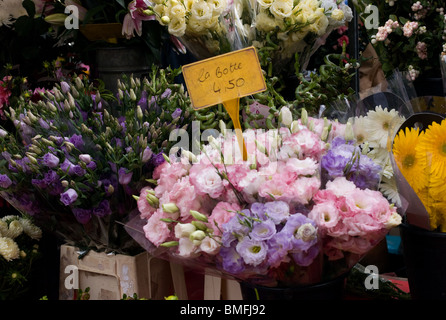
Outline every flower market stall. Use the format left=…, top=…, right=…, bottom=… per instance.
left=2, top=0, right=446, bottom=303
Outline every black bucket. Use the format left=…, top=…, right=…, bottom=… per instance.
left=95, top=46, right=151, bottom=94
left=239, top=274, right=348, bottom=300
left=400, top=223, right=446, bottom=299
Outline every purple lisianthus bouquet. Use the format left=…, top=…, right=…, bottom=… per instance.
left=0, top=66, right=194, bottom=253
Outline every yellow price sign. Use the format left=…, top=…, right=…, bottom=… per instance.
left=182, top=46, right=267, bottom=160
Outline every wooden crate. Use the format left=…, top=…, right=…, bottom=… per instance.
left=59, top=244, right=174, bottom=300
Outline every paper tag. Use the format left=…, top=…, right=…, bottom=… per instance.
left=182, top=46, right=266, bottom=110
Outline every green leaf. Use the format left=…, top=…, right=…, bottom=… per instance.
left=399, top=16, right=408, bottom=25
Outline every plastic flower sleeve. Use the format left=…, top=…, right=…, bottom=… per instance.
left=125, top=110, right=402, bottom=288
left=391, top=112, right=446, bottom=231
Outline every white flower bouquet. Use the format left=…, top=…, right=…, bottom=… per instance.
left=133, top=0, right=353, bottom=73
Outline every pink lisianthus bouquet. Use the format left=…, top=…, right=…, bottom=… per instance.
left=129, top=107, right=402, bottom=287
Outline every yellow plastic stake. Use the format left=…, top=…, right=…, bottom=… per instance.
left=182, top=46, right=266, bottom=161
left=222, top=97, right=247, bottom=160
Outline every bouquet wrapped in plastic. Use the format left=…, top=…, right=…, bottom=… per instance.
left=127, top=107, right=402, bottom=288
left=0, top=67, right=194, bottom=254
left=136, top=0, right=353, bottom=73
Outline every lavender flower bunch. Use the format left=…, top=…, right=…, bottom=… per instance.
left=321, top=136, right=382, bottom=190
left=0, top=66, right=193, bottom=254
left=219, top=201, right=320, bottom=287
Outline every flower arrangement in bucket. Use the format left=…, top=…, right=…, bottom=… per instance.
left=0, top=67, right=194, bottom=254
left=127, top=107, right=402, bottom=297
left=355, top=0, right=446, bottom=80
left=130, top=0, right=353, bottom=74
left=390, top=112, right=446, bottom=299
left=0, top=214, right=42, bottom=300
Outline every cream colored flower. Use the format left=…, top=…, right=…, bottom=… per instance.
left=168, top=16, right=187, bottom=36
left=256, top=11, right=277, bottom=32
left=154, top=4, right=168, bottom=23
left=307, top=8, right=329, bottom=36
left=190, top=1, right=213, bottom=21
left=0, top=237, right=20, bottom=261
left=187, top=17, right=206, bottom=34
left=168, top=3, right=187, bottom=19
left=331, top=8, right=344, bottom=21
left=208, top=0, right=227, bottom=15
left=302, top=0, right=320, bottom=10
left=384, top=211, right=402, bottom=229
left=258, top=0, right=274, bottom=10
left=270, top=0, right=293, bottom=19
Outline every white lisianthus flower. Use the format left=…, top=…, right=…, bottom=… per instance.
left=190, top=1, right=213, bottom=21
left=199, top=236, right=220, bottom=255
left=208, top=0, right=227, bottom=15
left=385, top=212, right=403, bottom=229
left=258, top=0, right=274, bottom=9
left=279, top=106, right=293, bottom=126
left=174, top=223, right=197, bottom=239
left=270, top=0, right=293, bottom=19
left=302, top=0, right=320, bottom=10
left=168, top=16, right=187, bottom=37
left=168, top=4, right=187, bottom=19
left=178, top=237, right=198, bottom=257
left=307, top=8, right=329, bottom=36
left=0, top=237, right=20, bottom=261
left=256, top=11, right=277, bottom=32
left=187, top=17, right=206, bottom=34
left=154, top=4, right=168, bottom=23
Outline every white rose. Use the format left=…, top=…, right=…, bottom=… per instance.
left=174, top=223, right=196, bottom=239
left=199, top=237, right=220, bottom=255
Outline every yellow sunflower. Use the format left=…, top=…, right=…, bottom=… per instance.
left=393, top=127, right=428, bottom=193
left=416, top=119, right=446, bottom=180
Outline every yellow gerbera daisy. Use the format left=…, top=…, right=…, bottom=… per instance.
left=416, top=119, right=446, bottom=180
left=393, top=127, right=428, bottom=193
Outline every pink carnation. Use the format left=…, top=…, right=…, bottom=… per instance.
left=143, top=209, right=171, bottom=246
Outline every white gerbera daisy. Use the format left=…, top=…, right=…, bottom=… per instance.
left=379, top=176, right=401, bottom=207
left=364, top=105, right=405, bottom=149
left=351, top=116, right=368, bottom=145
left=0, top=237, right=20, bottom=261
